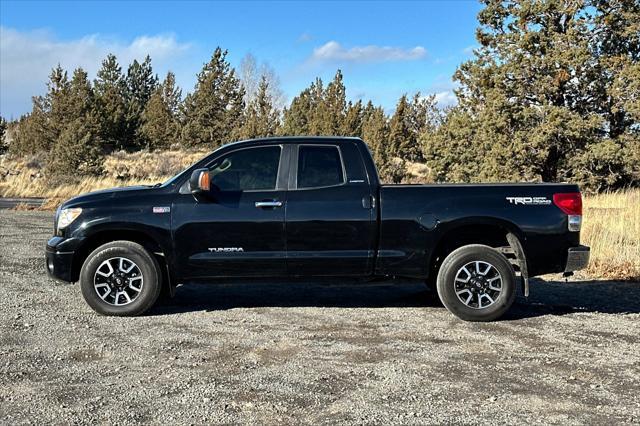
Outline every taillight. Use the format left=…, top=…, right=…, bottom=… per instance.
left=553, top=192, right=582, bottom=232
left=553, top=193, right=582, bottom=215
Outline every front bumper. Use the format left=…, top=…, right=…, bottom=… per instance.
left=565, top=245, right=590, bottom=272
left=45, top=236, right=80, bottom=282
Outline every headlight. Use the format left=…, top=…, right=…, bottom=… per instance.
left=57, top=208, right=82, bottom=229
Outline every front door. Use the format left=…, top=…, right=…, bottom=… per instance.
left=285, top=143, right=375, bottom=276
left=172, top=144, right=288, bottom=279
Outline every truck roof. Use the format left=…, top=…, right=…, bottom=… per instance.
left=223, top=136, right=364, bottom=148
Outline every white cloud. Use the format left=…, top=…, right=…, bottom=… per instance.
left=309, top=41, right=426, bottom=64
left=0, top=27, right=192, bottom=118
left=434, top=90, right=458, bottom=108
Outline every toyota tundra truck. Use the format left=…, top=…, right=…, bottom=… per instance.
left=46, top=137, right=590, bottom=321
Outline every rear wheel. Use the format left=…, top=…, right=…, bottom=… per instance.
left=80, top=241, right=162, bottom=316
left=436, top=244, right=516, bottom=321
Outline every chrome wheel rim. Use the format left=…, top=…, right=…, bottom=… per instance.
left=454, top=261, right=502, bottom=310
left=93, top=257, right=143, bottom=306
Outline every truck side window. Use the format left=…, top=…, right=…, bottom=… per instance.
left=209, top=146, right=281, bottom=191
left=297, top=146, right=345, bottom=189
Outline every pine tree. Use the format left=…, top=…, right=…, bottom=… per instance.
left=281, top=71, right=348, bottom=136
left=280, top=77, right=324, bottom=135
left=140, top=72, right=183, bottom=150
left=9, top=98, right=50, bottom=155
left=341, top=100, right=363, bottom=137
left=388, top=94, right=411, bottom=157
left=306, top=78, right=326, bottom=135
left=181, top=47, right=245, bottom=148
left=361, top=105, right=388, bottom=165
left=10, top=66, right=70, bottom=155
left=47, top=68, right=103, bottom=176
left=574, top=0, right=640, bottom=189
left=125, top=55, right=158, bottom=149
left=281, top=88, right=313, bottom=135
left=398, top=93, right=441, bottom=162
left=47, top=118, right=103, bottom=177
left=94, top=54, right=128, bottom=151
left=362, top=104, right=406, bottom=183
left=386, top=94, right=432, bottom=181
left=361, top=100, right=376, bottom=125
left=409, top=94, right=440, bottom=135
left=237, top=75, right=280, bottom=139
left=66, top=68, right=95, bottom=118
left=47, top=65, right=71, bottom=139
left=421, top=106, right=485, bottom=183
left=319, top=70, right=347, bottom=135
left=448, top=0, right=640, bottom=190
left=162, top=71, right=182, bottom=118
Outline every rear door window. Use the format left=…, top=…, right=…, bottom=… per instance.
left=297, top=146, right=345, bottom=189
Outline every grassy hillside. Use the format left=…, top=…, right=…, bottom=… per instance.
left=1, top=150, right=637, bottom=281
left=0, top=150, right=206, bottom=208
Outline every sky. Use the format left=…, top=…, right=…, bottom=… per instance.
left=0, top=0, right=482, bottom=119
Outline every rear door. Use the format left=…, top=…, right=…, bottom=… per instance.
left=285, top=142, right=376, bottom=276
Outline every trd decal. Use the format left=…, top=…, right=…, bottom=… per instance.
left=506, top=197, right=551, bottom=206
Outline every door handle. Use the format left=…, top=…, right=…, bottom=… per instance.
left=362, top=195, right=375, bottom=209
left=255, top=200, right=283, bottom=208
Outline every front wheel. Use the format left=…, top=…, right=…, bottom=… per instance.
left=79, top=241, right=162, bottom=316
left=436, top=244, right=516, bottom=322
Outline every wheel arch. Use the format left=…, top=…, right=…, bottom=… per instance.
left=71, top=228, right=172, bottom=285
left=428, top=217, right=527, bottom=281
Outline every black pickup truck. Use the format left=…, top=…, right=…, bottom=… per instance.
left=46, top=137, right=589, bottom=321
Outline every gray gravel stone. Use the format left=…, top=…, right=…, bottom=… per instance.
left=0, top=210, right=639, bottom=425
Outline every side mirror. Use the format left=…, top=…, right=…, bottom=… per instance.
left=189, top=168, right=211, bottom=197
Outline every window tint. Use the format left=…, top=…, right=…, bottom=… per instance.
left=297, top=146, right=345, bottom=189
left=210, top=146, right=281, bottom=191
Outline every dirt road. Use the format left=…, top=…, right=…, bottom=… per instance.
left=0, top=211, right=638, bottom=425
left=0, top=198, right=44, bottom=210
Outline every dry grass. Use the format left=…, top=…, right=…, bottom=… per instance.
left=0, top=149, right=207, bottom=208
left=582, top=189, right=640, bottom=281
left=1, top=151, right=638, bottom=280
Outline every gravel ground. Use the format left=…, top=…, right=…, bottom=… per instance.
left=1, top=210, right=639, bottom=425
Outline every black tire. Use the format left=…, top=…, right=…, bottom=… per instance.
left=436, top=244, right=516, bottom=322
left=79, top=241, right=162, bottom=316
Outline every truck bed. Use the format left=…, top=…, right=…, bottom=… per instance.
left=376, top=183, right=580, bottom=277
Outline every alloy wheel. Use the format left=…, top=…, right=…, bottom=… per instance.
left=454, top=261, right=502, bottom=309
left=93, top=257, right=144, bottom=306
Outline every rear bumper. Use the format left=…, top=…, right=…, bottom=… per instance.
left=45, top=237, right=77, bottom=282
left=565, top=245, right=590, bottom=272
